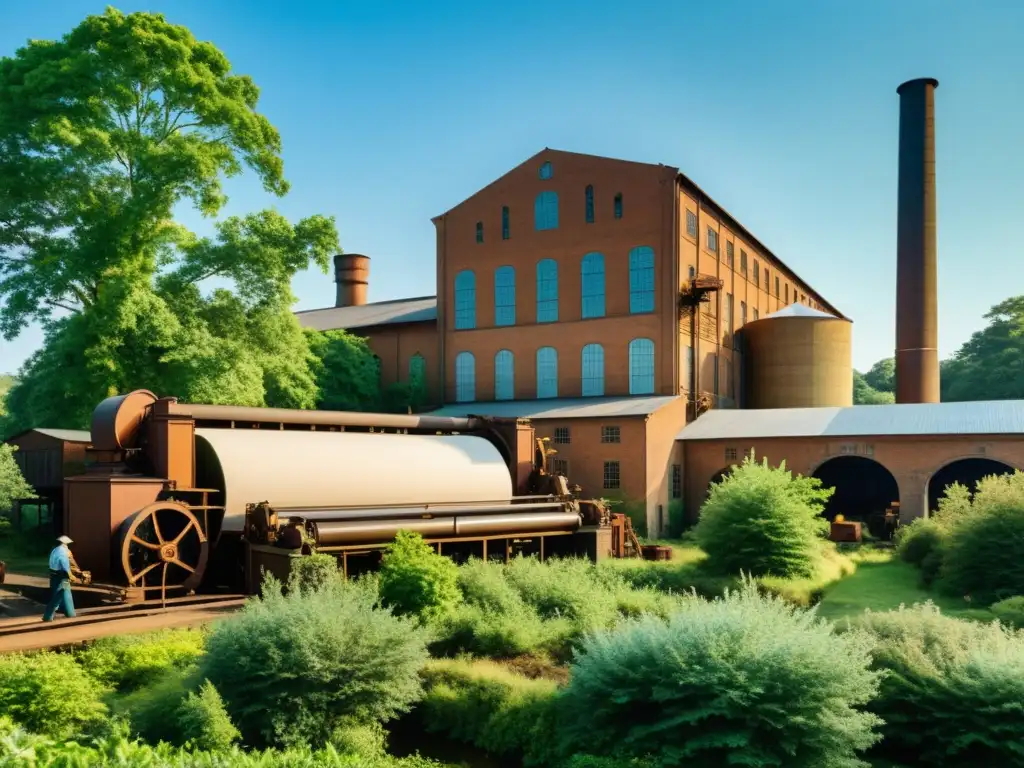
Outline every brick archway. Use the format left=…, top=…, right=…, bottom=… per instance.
left=927, top=457, right=1018, bottom=514
left=812, top=455, right=900, bottom=524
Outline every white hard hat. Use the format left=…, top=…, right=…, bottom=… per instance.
left=57, top=535, right=73, bottom=545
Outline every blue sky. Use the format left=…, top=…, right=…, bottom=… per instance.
left=2, top=0, right=1022, bottom=375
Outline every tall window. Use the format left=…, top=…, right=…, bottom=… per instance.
left=585, top=185, right=594, bottom=223
left=475, top=222, right=483, bottom=243
left=614, top=193, right=623, bottom=219
left=785, top=284, right=790, bottom=303
left=684, top=346, right=694, bottom=390
left=494, top=266, right=516, bottom=326
left=686, top=210, right=697, bottom=237
left=671, top=464, right=681, bottom=499
left=628, top=338, right=655, bottom=395
left=501, top=206, right=510, bottom=240
left=581, top=252, right=606, bottom=318
left=454, top=270, right=476, bottom=330
left=763, top=267, right=769, bottom=291
left=535, top=191, right=559, bottom=230
left=409, top=353, right=426, bottom=384
left=753, top=308, right=759, bottom=321
left=455, top=352, right=475, bottom=402
left=753, top=260, right=760, bottom=287
left=724, top=293, right=734, bottom=340
left=628, top=246, right=655, bottom=314
left=726, top=241, right=734, bottom=268
left=494, top=350, right=514, bottom=400
left=740, top=301, right=747, bottom=326
left=536, top=347, right=558, bottom=398
left=707, top=227, right=719, bottom=254
left=539, top=161, right=553, bottom=179
left=581, top=344, right=605, bottom=396
left=775, top=276, right=780, bottom=297
left=536, top=259, right=558, bottom=323
left=603, top=461, right=620, bottom=490
left=740, top=250, right=748, bottom=275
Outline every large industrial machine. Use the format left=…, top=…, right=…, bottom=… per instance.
left=63, top=390, right=630, bottom=601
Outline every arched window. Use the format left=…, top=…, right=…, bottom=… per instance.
left=454, top=270, right=476, bottom=330
left=629, top=246, right=655, bottom=313
left=628, top=338, right=655, bottom=395
left=581, top=252, right=605, bottom=318
left=536, top=259, right=558, bottom=323
left=581, top=344, right=605, bottom=397
left=585, top=185, right=594, bottom=223
left=409, top=353, right=426, bottom=384
left=502, top=206, right=510, bottom=240
left=494, top=266, right=516, bottom=326
left=536, top=347, right=558, bottom=398
left=535, top=191, right=559, bottom=231
left=454, top=352, right=475, bottom=403
left=614, top=193, right=623, bottom=219
left=494, top=350, right=514, bottom=401
left=539, top=161, right=553, bottom=179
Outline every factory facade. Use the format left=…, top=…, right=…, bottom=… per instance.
left=296, top=148, right=841, bottom=533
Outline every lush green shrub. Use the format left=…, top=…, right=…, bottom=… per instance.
left=113, top=664, right=200, bottom=745
left=76, top=627, right=206, bottom=691
left=434, top=600, right=568, bottom=659
left=0, top=651, right=108, bottom=739
left=289, top=552, right=341, bottom=594
left=0, top=515, right=12, bottom=538
left=200, top=574, right=429, bottom=748
left=0, top=717, right=449, bottom=767
left=665, top=499, right=687, bottom=538
left=991, top=595, right=1024, bottom=629
left=378, top=531, right=461, bottom=621
left=940, top=472, right=1024, bottom=603
left=503, top=557, right=620, bottom=627
left=852, top=602, right=1024, bottom=766
left=0, top=443, right=33, bottom=514
left=895, top=483, right=971, bottom=584
left=177, top=679, right=241, bottom=751
left=557, top=580, right=881, bottom=767
left=693, top=454, right=832, bottom=578
left=330, top=718, right=389, bottom=758
left=418, top=658, right=559, bottom=765
left=565, top=758, right=657, bottom=768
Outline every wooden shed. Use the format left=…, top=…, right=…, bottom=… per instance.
left=4, top=428, right=92, bottom=534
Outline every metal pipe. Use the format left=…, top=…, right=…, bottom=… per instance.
left=895, top=77, right=940, bottom=404
left=168, top=402, right=483, bottom=432
left=310, top=511, right=581, bottom=546
left=282, top=501, right=567, bottom=523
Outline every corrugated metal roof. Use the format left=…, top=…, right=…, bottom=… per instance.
left=15, top=428, right=92, bottom=443
left=428, top=395, right=682, bottom=420
left=761, top=303, right=844, bottom=321
left=295, top=296, right=437, bottom=332
left=677, top=400, right=1024, bottom=441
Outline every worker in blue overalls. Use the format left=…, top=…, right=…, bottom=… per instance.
left=43, top=535, right=84, bottom=622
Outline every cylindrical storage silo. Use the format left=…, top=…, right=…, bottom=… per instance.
left=742, top=304, right=853, bottom=409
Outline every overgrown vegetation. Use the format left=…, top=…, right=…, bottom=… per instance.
left=200, top=573, right=429, bottom=748
left=0, top=443, right=33, bottom=514
left=850, top=603, right=1024, bottom=766
left=379, top=530, right=461, bottom=621
left=694, top=453, right=833, bottom=578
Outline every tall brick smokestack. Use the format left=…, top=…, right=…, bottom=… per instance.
left=334, top=253, right=370, bottom=307
left=895, top=78, right=940, bottom=404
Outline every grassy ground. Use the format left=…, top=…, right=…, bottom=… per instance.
left=816, top=548, right=995, bottom=623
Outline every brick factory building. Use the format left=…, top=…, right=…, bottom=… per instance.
left=296, top=148, right=843, bottom=533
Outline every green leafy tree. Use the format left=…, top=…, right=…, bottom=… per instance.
left=307, top=329, right=384, bottom=412
left=694, top=453, right=833, bottom=578
left=0, top=443, right=34, bottom=514
left=941, top=296, right=1024, bottom=401
left=853, top=370, right=895, bottom=405
left=0, top=8, right=342, bottom=434
left=863, top=357, right=895, bottom=393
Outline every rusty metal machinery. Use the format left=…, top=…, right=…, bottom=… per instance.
left=63, top=390, right=618, bottom=601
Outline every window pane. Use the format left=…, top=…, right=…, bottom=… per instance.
left=455, top=352, right=475, bottom=402
left=534, top=191, right=559, bottom=230
left=494, top=350, right=514, bottom=400
left=582, top=344, right=605, bottom=396
left=454, top=270, right=476, bottom=330
left=628, top=246, right=655, bottom=314
left=536, top=259, right=558, bottom=323
left=581, top=253, right=605, bottom=318
left=536, top=347, right=558, bottom=398
left=628, top=338, right=655, bottom=395
left=494, top=266, right=516, bottom=327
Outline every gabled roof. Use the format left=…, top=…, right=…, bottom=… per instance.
left=428, top=395, right=682, bottom=420
left=5, top=428, right=91, bottom=444
left=677, top=401, right=1024, bottom=441
left=295, top=296, right=437, bottom=332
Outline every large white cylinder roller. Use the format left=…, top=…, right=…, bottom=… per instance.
left=194, top=428, right=514, bottom=532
